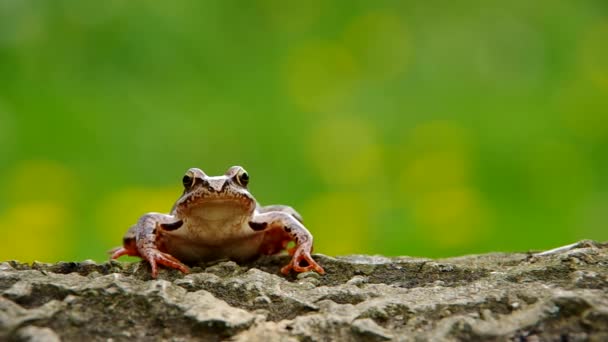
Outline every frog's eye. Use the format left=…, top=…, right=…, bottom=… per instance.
left=182, top=173, right=195, bottom=189
left=235, top=169, right=249, bottom=187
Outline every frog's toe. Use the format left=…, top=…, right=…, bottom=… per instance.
left=109, top=246, right=139, bottom=259
left=144, top=250, right=190, bottom=278
left=292, top=258, right=325, bottom=274
left=280, top=263, right=293, bottom=275
left=109, top=247, right=129, bottom=259
left=283, top=251, right=325, bottom=275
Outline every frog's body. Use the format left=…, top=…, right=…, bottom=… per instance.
left=111, top=166, right=324, bottom=277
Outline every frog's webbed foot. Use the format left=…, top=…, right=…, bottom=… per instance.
left=141, top=248, right=189, bottom=278
left=250, top=211, right=325, bottom=275
left=116, top=213, right=189, bottom=278
left=280, top=247, right=325, bottom=274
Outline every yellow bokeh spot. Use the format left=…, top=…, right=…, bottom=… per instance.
left=5, top=159, right=77, bottom=204
left=283, top=41, right=359, bottom=113
left=0, top=202, right=69, bottom=262
left=401, top=152, right=469, bottom=196
left=412, top=188, right=487, bottom=248
left=399, top=121, right=489, bottom=247
left=580, top=21, right=608, bottom=90
left=0, top=160, right=76, bottom=262
left=96, top=186, right=180, bottom=248
left=343, top=11, right=410, bottom=81
left=399, top=121, right=470, bottom=196
left=302, top=192, right=370, bottom=256
left=308, top=117, right=383, bottom=187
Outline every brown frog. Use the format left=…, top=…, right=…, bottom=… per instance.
left=110, top=166, right=324, bottom=277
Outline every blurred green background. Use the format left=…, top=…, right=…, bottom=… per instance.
left=0, top=1, right=607, bottom=263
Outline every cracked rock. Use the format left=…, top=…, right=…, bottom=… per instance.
left=1, top=240, right=607, bottom=341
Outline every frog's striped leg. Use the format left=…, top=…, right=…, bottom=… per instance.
left=256, top=205, right=305, bottom=254
left=249, top=211, right=325, bottom=275
left=111, top=213, right=189, bottom=278
left=257, top=204, right=303, bottom=223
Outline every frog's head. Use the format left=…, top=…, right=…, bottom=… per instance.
left=174, top=166, right=256, bottom=220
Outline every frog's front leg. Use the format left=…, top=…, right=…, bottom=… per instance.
left=249, top=211, right=325, bottom=275
left=111, top=213, right=189, bottom=278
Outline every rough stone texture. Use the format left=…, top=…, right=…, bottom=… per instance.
left=1, top=240, right=607, bottom=341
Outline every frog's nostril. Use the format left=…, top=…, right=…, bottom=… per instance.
left=199, top=179, right=213, bottom=191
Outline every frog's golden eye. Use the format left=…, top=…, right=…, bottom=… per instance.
left=182, top=173, right=195, bottom=189
left=235, top=169, right=249, bottom=187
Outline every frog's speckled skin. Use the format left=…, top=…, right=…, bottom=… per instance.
left=110, top=166, right=324, bottom=278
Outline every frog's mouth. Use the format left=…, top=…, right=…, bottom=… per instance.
left=185, top=196, right=255, bottom=221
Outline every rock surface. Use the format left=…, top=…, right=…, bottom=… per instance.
left=1, top=240, right=607, bottom=341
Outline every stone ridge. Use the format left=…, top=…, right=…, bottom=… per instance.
left=1, top=240, right=607, bottom=341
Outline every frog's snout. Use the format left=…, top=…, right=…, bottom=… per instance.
left=197, top=177, right=227, bottom=192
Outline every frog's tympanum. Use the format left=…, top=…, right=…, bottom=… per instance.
left=111, top=166, right=324, bottom=277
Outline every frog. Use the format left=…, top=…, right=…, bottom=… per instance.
left=110, top=166, right=325, bottom=278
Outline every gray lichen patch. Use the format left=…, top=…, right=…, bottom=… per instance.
left=1, top=240, right=608, bottom=341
